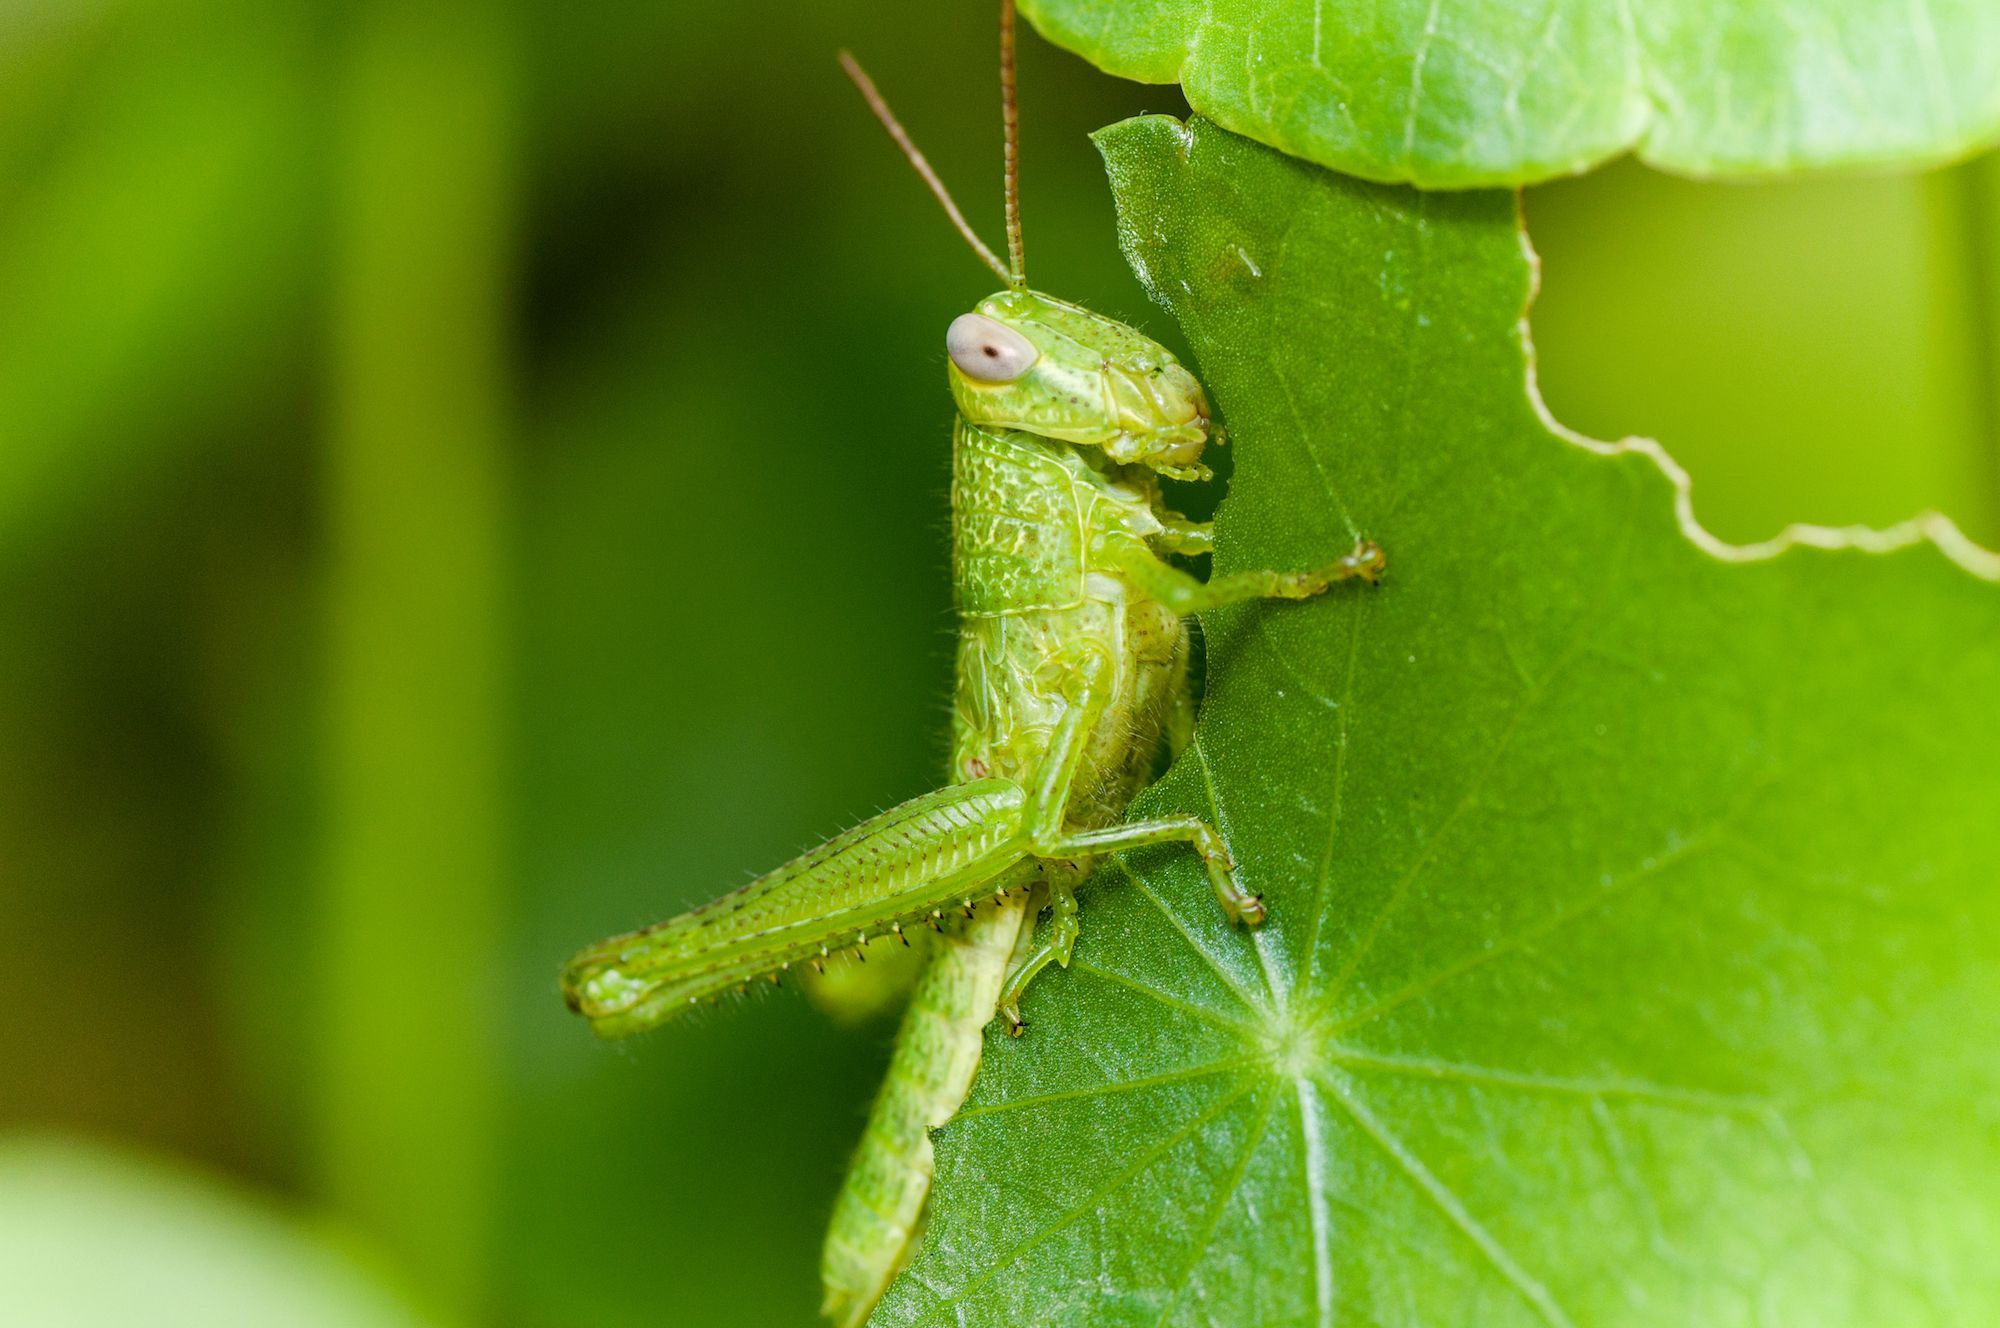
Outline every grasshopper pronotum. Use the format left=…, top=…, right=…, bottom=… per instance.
left=560, top=4, right=1384, bottom=1320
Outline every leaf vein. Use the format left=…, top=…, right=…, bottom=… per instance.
left=1326, top=830, right=1717, bottom=1035
left=1321, top=1071, right=1576, bottom=1328
left=1106, top=856, right=1266, bottom=1016
left=1298, top=605, right=1367, bottom=1008
left=1324, top=1048, right=1770, bottom=1116
left=1315, top=628, right=1584, bottom=1012
left=1295, top=1076, right=1338, bottom=1327
left=933, top=1081, right=1263, bottom=1310
left=950, top=1057, right=1258, bottom=1125
left=1068, top=959, right=1259, bottom=1037
left=1150, top=1087, right=1282, bottom=1326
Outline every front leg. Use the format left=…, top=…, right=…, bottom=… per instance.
left=1106, top=530, right=1385, bottom=613
left=1151, top=512, right=1214, bottom=556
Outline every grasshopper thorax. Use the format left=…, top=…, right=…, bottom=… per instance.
left=947, top=289, right=1218, bottom=483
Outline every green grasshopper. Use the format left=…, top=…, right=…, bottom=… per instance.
left=560, top=4, right=1384, bottom=1321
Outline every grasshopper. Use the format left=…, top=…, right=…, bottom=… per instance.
left=560, top=3, right=1384, bottom=1321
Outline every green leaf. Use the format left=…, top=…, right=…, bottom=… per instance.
left=876, top=116, right=2000, bottom=1327
left=1021, top=0, right=2000, bottom=186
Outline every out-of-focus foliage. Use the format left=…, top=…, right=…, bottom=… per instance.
left=883, top=114, right=2000, bottom=1327
left=1, top=1, right=1995, bottom=1326
left=1, top=2, right=1184, bottom=1325
left=0, top=1137, right=434, bottom=1328
left=1022, top=0, right=2000, bottom=186
left=0, top=0, right=319, bottom=551
left=1530, top=156, right=2000, bottom=547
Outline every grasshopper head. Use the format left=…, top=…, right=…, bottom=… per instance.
left=946, top=289, right=1218, bottom=482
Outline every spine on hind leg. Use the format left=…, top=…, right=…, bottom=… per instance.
left=820, top=891, right=1031, bottom=1325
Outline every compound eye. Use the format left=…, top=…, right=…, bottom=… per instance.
left=946, top=313, right=1039, bottom=383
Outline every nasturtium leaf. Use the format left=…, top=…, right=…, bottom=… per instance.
left=1021, top=0, right=2000, bottom=186
left=875, top=117, right=2000, bottom=1327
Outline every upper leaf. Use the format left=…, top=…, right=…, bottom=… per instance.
left=875, top=116, right=2000, bottom=1326
left=1022, top=0, right=2000, bottom=186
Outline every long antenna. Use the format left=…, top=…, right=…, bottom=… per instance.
left=838, top=50, right=1013, bottom=287
left=999, top=0, right=1025, bottom=288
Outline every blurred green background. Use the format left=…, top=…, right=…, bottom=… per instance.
left=1, top=2, right=1993, bottom=1325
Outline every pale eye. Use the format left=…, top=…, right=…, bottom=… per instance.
left=946, top=313, right=1038, bottom=383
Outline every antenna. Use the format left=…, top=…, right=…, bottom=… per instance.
left=999, top=0, right=1025, bottom=288
left=838, top=50, right=1013, bottom=287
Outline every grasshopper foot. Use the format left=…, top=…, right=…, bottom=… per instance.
left=1198, top=836, right=1267, bottom=927
left=1323, top=538, right=1385, bottom=587
left=1288, top=539, right=1386, bottom=598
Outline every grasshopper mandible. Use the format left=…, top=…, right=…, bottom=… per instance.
left=560, top=3, right=1384, bottom=1321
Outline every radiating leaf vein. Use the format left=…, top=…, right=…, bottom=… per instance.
left=1105, top=858, right=1268, bottom=1017
left=1324, top=829, right=1719, bottom=1033
left=1320, top=1070, right=1576, bottom=1328
left=949, top=1059, right=1259, bottom=1126
left=1149, top=1088, right=1282, bottom=1327
left=1324, top=1049, right=1772, bottom=1116
left=1066, top=960, right=1259, bottom=1037
left=932, top=1082, right=1264, bottom=1311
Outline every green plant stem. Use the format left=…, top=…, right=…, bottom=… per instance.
left=318, top=1, right=514, bottom=1315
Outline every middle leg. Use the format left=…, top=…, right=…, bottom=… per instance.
left=997, top=861, right=1084, bottom=1034
left=1013, top=656, right=1260, bottom=927
left=1045, top=816, right=1261, bottom=926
